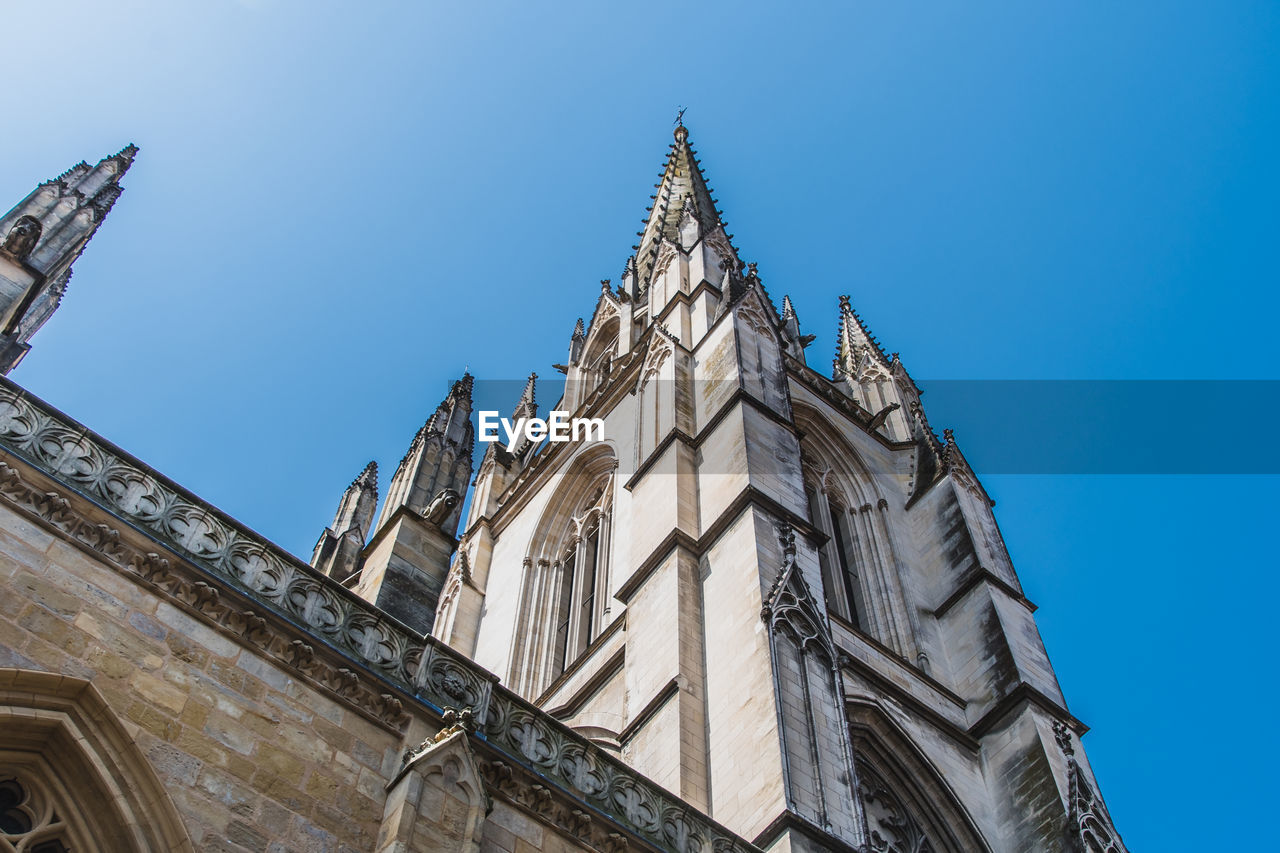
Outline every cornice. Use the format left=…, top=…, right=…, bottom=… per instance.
left=0, top=452, right=415, bottom=728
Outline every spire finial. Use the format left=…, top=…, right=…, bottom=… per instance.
left=674, top=107, right=688, bottom=142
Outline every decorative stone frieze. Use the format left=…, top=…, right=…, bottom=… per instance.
left=482, top=688, right=758, bottom=853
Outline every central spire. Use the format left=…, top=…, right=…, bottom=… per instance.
left=631, top=123, right=739, bottom=295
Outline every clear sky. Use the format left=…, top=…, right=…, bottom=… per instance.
left=4, top=2, right=1278, bottom=849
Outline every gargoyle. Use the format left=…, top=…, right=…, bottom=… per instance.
left=1, top=216, right=41, bottom=261
left=424, top=488, right=460, bottom=525
left=866, top=402, right=900, bottom=432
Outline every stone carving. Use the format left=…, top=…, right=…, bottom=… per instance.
left=402, top=707, right=476, bottom=769
left=1, top=216, right=41, bottom=260
left=482, top=688, right=754, bottom=853
left=866, top=403, right=900, bottom=432
left=652, top=241, right=679, bottom=284
left=424, top=487, right=459, bottom=526
left=858, top=761, right=935, bottom=853
left=285, top=639, right=316, bottom=672
left=1054, top=722, right=1127, bottom=853
left=704, top=227, right=736, bottom=273
left=762, top=523, right=836, bottom=661
left=0, top=423, right=416, bottom=731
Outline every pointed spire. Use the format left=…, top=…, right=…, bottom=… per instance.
left=352, top=459, right=378, bottom=490
left=781, top=295, right=796, bottom=321
left=0, top=144, right=138, bottom=373
left=512, top=372, right=537, bottom=422
left=311, top=460, right=379, bottom=579
left=568, top=318, right=586, bottom=365
left=836, top=294, right=891, bottom=373
left=377, top=373, right=476, bottom=533
left=420, top=372, right=476, bottom=448
left=622, top=254, right=639, bottom=296
left=633, top=123, right=738, bottom=293
left=335, top=460, right=379, bottom=537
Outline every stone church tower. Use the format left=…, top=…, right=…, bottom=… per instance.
left=314, top=122, right=1127, bottom=852
left=0, top=132, right=1125, bottom=853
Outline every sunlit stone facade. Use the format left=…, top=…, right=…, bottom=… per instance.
left=0, top=129, right=1125, bottom=852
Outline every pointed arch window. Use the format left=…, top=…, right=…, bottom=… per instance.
left=0, top=669, right=196, bottom=851
left=0, top=773, right=70, bottom=853
left=793, top=404, right=922, bottom=663
left=575, top=316, right=619, bottom=407
left=804, top=476, right=867, bottom=631
left=510, top=449, right=618, bottom=696
left=551, top=510, right=606, bottom=680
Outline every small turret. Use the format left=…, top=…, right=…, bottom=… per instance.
left=377, top=373, right=475, bottom=536
left=829, top=295, right=913, bottom=439
left=354, top=374, right=475, bottom=633
left=310, top=461, right=378, bottom=581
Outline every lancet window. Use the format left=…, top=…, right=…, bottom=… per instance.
left=510, top=448, right=617, bottom=696
left=804, top=468, right=868, bottom=630
left=796, top=406, right=919, bottom=661
left=576, top=317, right=619, bottom=406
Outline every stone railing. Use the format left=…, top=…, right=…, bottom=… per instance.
left=0, top=378, right=760, bottom=853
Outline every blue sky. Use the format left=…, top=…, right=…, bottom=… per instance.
left=4, top=2, right=1278, bottom=848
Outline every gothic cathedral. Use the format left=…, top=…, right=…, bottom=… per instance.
left=0, top=127, right=1126, bottom=852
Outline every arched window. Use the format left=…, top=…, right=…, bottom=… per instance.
left=510, top=447, right=618, bottom=696
left=0, top=772, right=69, bottom=852
left=551, top=502, right=606, bottom=678
left=573, top=316, right=619, bottom=408
left=795, top=405, right=920, bottom=662
left=804, top=467, right=866, bottom=630
left=0, top=669, right=195, bottom=852
left=847, top=702, right=993, bottom=852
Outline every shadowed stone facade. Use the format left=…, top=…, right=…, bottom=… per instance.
left=0, top=129, right=1126, bottom=852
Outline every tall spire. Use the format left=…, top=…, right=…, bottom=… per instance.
left=377, top=373, right=475, bottom=535
left=632, top=124, right=738, bottom=295
left=310, top=461, right=379, bottom=580
left=0, top=144, right=138, bottom=372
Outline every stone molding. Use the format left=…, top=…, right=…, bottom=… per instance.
left=481, top=689, right=757, bottom=853
left=0, top=453, right=416, bottom=731
left=0, top=668, right=197, bottom=852
left=0, top=378, right=760, bottom=853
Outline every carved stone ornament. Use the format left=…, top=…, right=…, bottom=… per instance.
left=858, top=761, right=936, bottom=853
left=1054, top=722, right=1127, bottom=853
left=401, top=706, right=478, bottom=770
left=423, top=487, right=459, bottom=526
left=1, top=216, right=41, bottom=260
left=481, top=689, right=756, bottom=853
left=762, top=522, right=837, bottom=662
left=0, top=381, right=492, bottom=730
